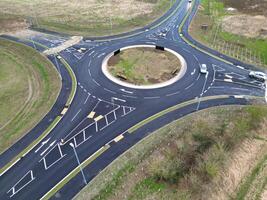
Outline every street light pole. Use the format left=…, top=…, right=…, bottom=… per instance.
left=69, top=143, right=88, bottom=185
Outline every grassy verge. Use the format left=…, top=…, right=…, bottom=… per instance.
left=0, top=38, right=61, bottom=154
left=189, top=0, right=267, bottom=68
left=74, top=105, right=267, bottom=200
left=0, top=42, right=77, bottom=175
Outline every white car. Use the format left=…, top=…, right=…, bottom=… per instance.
left=249, top=71, right=267, bottom=82
left=200, top=64, right=208, bottom=74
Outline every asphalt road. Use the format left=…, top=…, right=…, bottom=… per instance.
left=0, top=0, right=266, bottom=199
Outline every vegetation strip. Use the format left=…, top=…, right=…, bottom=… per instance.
left=0, top=42, right=77, bottom=175
left=128, top=95, right=229, bottom=133
left=40, top=145, right=110, bottom=200
left=235, top=153, right=267, bottom=200
left=75, top=105, right=267, bottom=200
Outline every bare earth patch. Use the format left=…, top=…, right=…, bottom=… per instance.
left=107, top=47, right=181, bottom=85
left=221, top=15, right=267, bottom=39
left=0, top=0, right=171, bottom=36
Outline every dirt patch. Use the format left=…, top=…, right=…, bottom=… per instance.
left=0, top=0, right=171, bottom=36
left=221, top=14, right=267, bottom=39
left=204, top=139, right=267, bottom=200
left=0, top=18, right=28, bottom=35
left=221, top=0, right=267, bottom=17
left=107, top=47, right=182, bottom=86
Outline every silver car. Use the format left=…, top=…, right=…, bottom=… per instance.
left=200, top=64, right=208, bottom=74
left=249, top=71, right=267, bottom=82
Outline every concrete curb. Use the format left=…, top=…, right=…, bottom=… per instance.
left=102, top=45, right=187, bottom=89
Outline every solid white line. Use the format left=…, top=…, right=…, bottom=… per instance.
left=95, top=121, right=99, bottom=132
left=71, top=109, right=81, bottom=122
left=265, top=81, right=267, bottom=103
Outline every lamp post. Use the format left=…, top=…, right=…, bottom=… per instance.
left=69, top=142, right=88, bottom=185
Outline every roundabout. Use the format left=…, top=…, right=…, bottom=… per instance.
left=0, top=0, right=266, bottom=199
left=102, top=45, right=187, bottom=89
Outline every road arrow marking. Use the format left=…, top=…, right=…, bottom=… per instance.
left=35, top=138, right=51, bottom=153
left=40, top=140, right=56, bottom=156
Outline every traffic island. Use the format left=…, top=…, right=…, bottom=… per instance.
left=102, top=45, right=187, bottom=89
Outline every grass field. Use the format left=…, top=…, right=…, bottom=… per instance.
left=0, top=0, right=173, bottom=36
left=0, top=38, right=61, bottom=154
left=189, top=0, right=267, bottom=69
left=108, top=47, right=181, bottom=85
left=75, top=105, right=267, bottom=200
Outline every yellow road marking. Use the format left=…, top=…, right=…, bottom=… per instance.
left=87, top=111, right=96, bottom=119
left=61, top=108, right=68, bottom=115
left=94, top=115, right=103, bottom=122
left=114, top=134, right=124, bottom=143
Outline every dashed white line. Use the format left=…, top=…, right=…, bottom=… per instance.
left=122, top=94, right=137, bottom=99
left=166, top=91, right=180, bottom=97
left=92, top=79, right=101, bottom=86
left=144, top=96, right=160, bottom=99
left=104, top=88, right=116, bottom=94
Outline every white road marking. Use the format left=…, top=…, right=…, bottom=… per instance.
left=166, top=91, right=180, bottom=96
left=88, top=68, right=91, bottom=77
left=122, top=95, right=137, bottom=99
left=7, top=170, right=35, bottom=198
left=35, top=138, right=51, bottom=153
left=144, top=96, right=160, bottom=99
left=84, top=93, right=90, bottom=104
left=112, top=97, right=126, bottom=102
left=224, top=79, right=233, bottom=82
left=265, top=81, right=267, bottom=103
left=120, top=88, right=133, bottom=94
left=71, top=109, right=81, bottom=122
left=40, top=140, right=56, bottom=156
left=185, top=82, right=194, bottom=90
left=225, top=74, right=233, bottom=79
left=191, top=69, right=196, bottom=75
left=92, top=79, right=100, bottom=86
left=104, top=88, right=116, bottom=94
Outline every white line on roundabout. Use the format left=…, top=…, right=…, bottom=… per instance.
left=101, top=45, right=187, bottom=90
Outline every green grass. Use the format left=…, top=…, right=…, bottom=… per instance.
left=129, top=178, right=166, bottom=200
left=0, top=38, right=61, bottom=154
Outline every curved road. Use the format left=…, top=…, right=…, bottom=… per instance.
left=0, top=0, right=265, bottom=199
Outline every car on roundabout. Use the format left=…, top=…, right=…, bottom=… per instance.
left=249, top=71, right=267, bottom=82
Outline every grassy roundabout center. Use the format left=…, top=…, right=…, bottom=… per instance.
left=107, top=47, right=182, bottom=86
